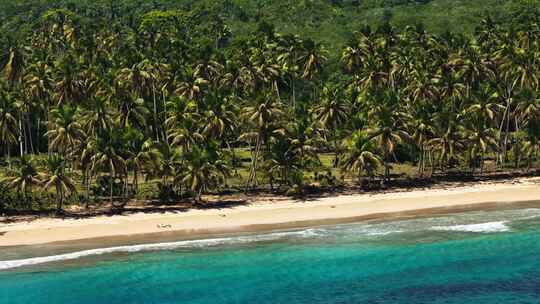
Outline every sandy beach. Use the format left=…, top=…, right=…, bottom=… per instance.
left=1, top=177, right=539, bottom=247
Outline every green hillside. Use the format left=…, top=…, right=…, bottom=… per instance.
left=0, top=0, right=531, bottom=53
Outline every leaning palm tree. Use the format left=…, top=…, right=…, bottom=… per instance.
left=39, top=154, right=76, bottom=213
left=340, top=131, right=382, bottom=183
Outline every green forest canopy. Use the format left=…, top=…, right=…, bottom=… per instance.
left=1, top=0, right=537, bottom=51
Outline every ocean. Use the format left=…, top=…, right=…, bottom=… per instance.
left=1, top=206, right=540, bottom=303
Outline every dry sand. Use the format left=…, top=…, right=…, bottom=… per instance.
left=1, top=177, right=539, bottom=247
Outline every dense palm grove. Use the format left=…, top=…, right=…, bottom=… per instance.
left=1, top=5, right=540, bottom=214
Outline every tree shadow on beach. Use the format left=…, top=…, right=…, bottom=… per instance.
left=1, top=169, right=537, bottom=223
left=0, top=198, right=251, bottom=223
left=295, top=169, right=540, bottom=203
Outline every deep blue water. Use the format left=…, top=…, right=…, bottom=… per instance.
left=1, top=207, right=540, bottom=304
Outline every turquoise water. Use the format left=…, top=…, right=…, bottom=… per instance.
left=2, top=207, right=540, bottom=303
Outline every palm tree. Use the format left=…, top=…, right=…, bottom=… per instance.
left=199, top=92, right=238, bottom=140
left=81, top=96, right=113, bottom=138
left=341, top=131, right=382, bottom=183
left=86, top=131, right=127, bottom=203
left=52, top=53, right=84, bottom=105
left=427, top=119, right=465, bottom=172
left=464, top=84, right=501, bottom=123
left=1, top=156, right=40, bottom=208
left=166, top=96, right=203, bottom=152
left=298, top=39, right=328, bottom=81
left=522, top=131, right=540, bottom=171
left=39, top=154, right=76, bottom=213
left=314, top=85, right=350, bottom=166
left=128, top=139, right=160, bottom=194
left=240, top=92, right=284, bottom=188
left=1, top=46, right=26, bottom=88
left=366, top=90, right=409, bottom=182
left=276, top=34, right=303, bottom=106
left=405, top=110, right=434, bottom=176
left=117, top=60, right=165, bottom=140
left=24, top=61, right=54, bottom=151
left=46, top=105, right=85, bottom=156
left=114, top=95, right=150, bottom=129
left=175, top=66, right=208, bottom=100
left=464, top=124, right=499, bottom=174
left=178, top=143, right=231, bottom=202
left=0, top=86, right=19, bottom=162
left=151, top=142, right=181, bottom=193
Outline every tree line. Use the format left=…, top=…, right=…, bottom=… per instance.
left=1, top=6, right=540, bottom=214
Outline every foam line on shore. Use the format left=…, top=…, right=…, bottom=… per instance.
left=0, top=229, right=322, bottom=270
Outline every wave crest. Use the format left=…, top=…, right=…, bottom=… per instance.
left=431, top=221, right=510, bottom=233
left=0, top=229, right=327, bottom=271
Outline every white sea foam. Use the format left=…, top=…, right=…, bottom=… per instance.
left=431, top=221, right=510, bottom=233
left=0, top=229, right=322, bottom=271
left=365, top=230, right=404, bottom=236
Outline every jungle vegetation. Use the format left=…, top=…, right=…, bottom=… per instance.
left=1, top=0, right=540, bottom=214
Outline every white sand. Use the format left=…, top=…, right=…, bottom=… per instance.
left=1, top=177, right=539, bottom=247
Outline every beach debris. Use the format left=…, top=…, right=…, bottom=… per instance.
left=157, top=224, right=172, bottom=229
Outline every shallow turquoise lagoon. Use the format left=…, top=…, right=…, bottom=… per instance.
left=1, top=207, right=540, bottom=303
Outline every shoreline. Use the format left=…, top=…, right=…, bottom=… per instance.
left=1, top=177, right=539, bottom=248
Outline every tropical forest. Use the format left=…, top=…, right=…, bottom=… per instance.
left=1, top=0, right=540, bottom=215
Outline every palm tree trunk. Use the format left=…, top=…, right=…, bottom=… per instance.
left=133, top=169, right=139, bottom=194
left=480, top=152, right=485, bottom=175
left=6, top=146, right=11, bottom=169
left=498, top=102, right=509, bottom=167
left=291, top=76, right=296, bottom=109
left=36, top=117, right=41, bottom=153
left=25, top=114, right=34, bottom=154
left=383, top=151, right=389, bottom=183
left=225, top=140, right=238, bottom=175
left=18, top=114, right=24, bottom=156
left=152, top=83, right=160, bottom=142
left=110, top=169, right=114, bottom=203
left=247, top=136, right=262, bottom=189
left=84, top=170, right=90, bottom=208
left=162, top=91, right=168, bottom=142
left=333, top=138, right=340, bottom=168
left=418, top=146, right=424, bottom=176
left=56, top=184, right=64, bottom=214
